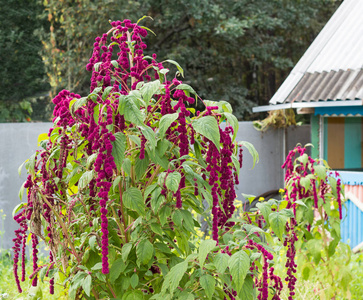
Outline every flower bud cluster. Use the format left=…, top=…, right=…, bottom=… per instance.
left=246, top=239, right=281, bottom=300
left=283, top=224, right=298, bottom=299
left=218, top=127, right=236, bottom=228
left=31, top=235, right=39, bottom=286
left=205, top=140, right=221, bottom=242
left=12, top=211, right=27, bottom=293
left=337, top=177, right=342, bottom=219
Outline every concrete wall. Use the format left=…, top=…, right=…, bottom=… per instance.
left=0, top=122, right=310, bottom=250
left=235, top=123, right=311, bottom=200
left=0, top=123, right=52, bottom=250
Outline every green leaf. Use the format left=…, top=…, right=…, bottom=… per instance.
left=137, top=15, right=153, bottom=25
left=165, top=59, right=184, bottom=77
left=93, top=103, right=101, bottom=123
left=280, top=208, right=294, bottom=218
left=129, top=135, right=141, bottom=146
left=295, top=200, right=307, bottom=207
left=214, top=253, right=229, bottom=274
left=228, top=250, right=250, bottom=293
left=307, top=239, right=322, bottom=265
left=200, top=274, right=215, bottom=299
left=223, top=112, right=239, bottom=141
left=151, top=193, right=165, bottom=213
left=220, top=101, right=233, bottom=113
left=239, top=275, right=255, bottom=300
left=328, top=176, right=337, bottom=190
left=78, top=170, right=94, bottom=190
left=180, top=210, right=195, bottom=233
left=140, top=80, right=162, bottom=105
left=136, top=239, right=154, bottom=265
left=297, top=153, right=308, bottom=165
left=150, top=222, right=163, bottom=235
left=172, top=210, right=183, bottom=228
left=161, top=261, right=188, bottom=295
left=102, top=86, right=113, bottom=101
left=300, top=177, right=311, bottom=191
left=123, top=187, right=145, bottom=216
left=68, top=166, right=82, bottom=187
left=81, top=275, right=92, bottom=297
left=204, top=100, right=233, bottom=113
left=70, top=97, right=87, bottom=115
left=269, top=212, right=288, bottom=240
left=193, top=116, right=220, bottom=150
left=165, top=172, right=181, bottom=193
left=304, top=206, right=314, bottom=224
left=111, top=132, right=127, bottom=171
left=113, top=175, right=122, bottom=192
left=122, top=243, right=133, bottom=262
left=314, top=164, right=327, bottom=180
left=160, top=206, right=171, bottom=226
left=239, top=141, right=259, bottom=169
left=86, top=153, right=98, bottom=168
left=140, top=25, right=156, bottom=36
left=130, top=273, right=139, bottom=289
left=28, top=153, right=36, bottom=176
left=243, top=224, right=265, bottom=236
left=135, top=152, right=149, bottom=181
left=159, top=112, right=179, bottom=139
left=118, top=95, right=145, bottom=126
left=328, top=237, right=339, bottom=257
left=122, top=158, right=132, bottom=176
left=302, top=265, right=311, bottom=280
left=12, top=202, right=26, bottom=218
left=111, top=60, right=119, bottom=68
left=178, top=292, right=194, bottom=300
left=144, top=182, right=157, bottom=198
left=91, top=262, right=102, bottom=270
left=18, top=160, right=26, bottom=176
left=139, top=125, right=157, bottom=150
left=18, top=183, right=25, bottom=201
left=110, top=259, right=126, bottom=283
left=256, top=202, right=271, bottom=225
left=37, top=133, right=48, bottom=146
left=176, top=83, right=197, bottom=96
left=89, top=236, right=96, bottom=251
left=122, top=290, right=144, bottom=300
left=199, top=239, right=217, bottom=269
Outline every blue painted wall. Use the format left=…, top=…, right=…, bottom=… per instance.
left=341, top=199, right=363, bottom=249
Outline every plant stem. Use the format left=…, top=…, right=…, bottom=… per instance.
left=107, top=281, right=117, bottom=298
left=118, top=182, right=128, bottom=243
left=40, top=193, right=81, bottom=264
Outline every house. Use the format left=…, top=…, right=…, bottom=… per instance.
left=253, top=0, right=363, bottom=250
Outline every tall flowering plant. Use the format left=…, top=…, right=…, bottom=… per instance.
left=280, top=146, right=346, bottom=299
left=14, top=18, right=285, bottom=299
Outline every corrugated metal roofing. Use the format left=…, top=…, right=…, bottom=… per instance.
left=268, top=0, right=363, bottom=107
left=284, top=69, right=363, bottom=103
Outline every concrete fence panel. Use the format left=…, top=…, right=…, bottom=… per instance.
left=0, top=122, right=310, bottom=250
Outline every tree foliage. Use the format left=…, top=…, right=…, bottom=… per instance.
left=38, top=0, right=342, bottom=120
left=0, top=0, right=49, bottom=122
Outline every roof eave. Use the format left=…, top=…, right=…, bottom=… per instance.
left=252, top=99, right=363, bottom=113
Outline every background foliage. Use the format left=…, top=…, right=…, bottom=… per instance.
left=0, top=0, right=50, bottom=122
left=0, top=0, right=342, bottom=122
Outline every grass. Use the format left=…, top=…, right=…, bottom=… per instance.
left=0, top=250, right=68, bottom=300
left=273, top=245, right=363, bottom=300
left=1, top=246, right=363, bottom=299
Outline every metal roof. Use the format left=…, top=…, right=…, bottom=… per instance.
left=254, top=0, right=363, bottom=112
left=285, top=69, right=363, bottom=103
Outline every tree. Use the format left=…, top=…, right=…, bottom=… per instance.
left=0, top=0, right=49, bottom=122
left=37, top=0, right=342, bottom=120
